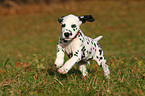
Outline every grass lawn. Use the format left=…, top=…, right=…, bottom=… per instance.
left=0, top=1, right=144, bottom=95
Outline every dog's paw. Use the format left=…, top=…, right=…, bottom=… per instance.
left=57, top=68, right=67, bottom=74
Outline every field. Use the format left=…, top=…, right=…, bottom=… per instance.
left=0, top=1, right=145, bottom=95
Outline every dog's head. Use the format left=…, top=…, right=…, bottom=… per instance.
left=58, top=14, right=95, bottom=42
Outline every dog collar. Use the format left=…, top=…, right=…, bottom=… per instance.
left=73, top=30, right=80, bottom=39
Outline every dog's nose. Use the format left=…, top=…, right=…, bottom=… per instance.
left=64, top=32, right=69, bottom=37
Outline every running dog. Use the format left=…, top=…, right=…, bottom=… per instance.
left=54, top=14, right=110, bottom=79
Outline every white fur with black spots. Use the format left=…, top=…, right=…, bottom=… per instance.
left=54, top=14, right=110, bottom=79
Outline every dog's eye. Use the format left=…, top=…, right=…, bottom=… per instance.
left=61, top=24, right=66, bottom=28
left=71, top=24, right=76, bottom=28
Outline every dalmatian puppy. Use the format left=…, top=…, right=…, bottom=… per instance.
left=54, top=14, right=110, bottom=79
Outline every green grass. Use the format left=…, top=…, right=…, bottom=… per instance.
left=0, top=1, right=145, bottom=95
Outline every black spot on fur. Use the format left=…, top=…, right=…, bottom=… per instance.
left=80, top=32, right=82, bottom=36
left=62, top=49, right=65, bottom=52
left=97, top=43, right=102, bottom=49
left=70, top=33, right=72, bottom=36
left=81, top=46, right=86, bottom=59
left=81, top=46, right=86, bottom=51
left=66, top=69, right=68, bottom=71
left=74, top=50, right=79, bottom=57
left=61, top=24, right=66, bottom=28
left=87, top=51, right=89, bottom=54
left=100, top=62, right=102, bottom=67
left=100, top=57, right=103, bottom=60
left=104, top=56, right=106, bottom=59
left=71, top=24, right=76, bottom=28
left=91, top=41, right=93, bottom=44
left=81, top=54, right=85, bottom=59
left=68, top=53, right=73, bottom=58
left=94, top=43, right=96, bottom=47
left=99, top=49, right=102, bottom=55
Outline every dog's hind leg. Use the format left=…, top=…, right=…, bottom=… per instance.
left=93, top=47, right=110, bottom=79
left=77, top=61, right=88, bottom=76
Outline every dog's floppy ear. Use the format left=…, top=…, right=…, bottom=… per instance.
left=58, top=16, right=65, bottom=23
left=78, top=15, right=95, bottom=23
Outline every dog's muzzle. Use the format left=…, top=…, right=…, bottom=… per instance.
left=64, top=32, right=73, bottom=38
left=62, top=30, right=80, bottom=43
left=62, top=32, right=72, bottom=43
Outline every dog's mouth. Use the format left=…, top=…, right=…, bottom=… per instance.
left=62, top=30, right=80, bottom=43
left=62, top=38, right=71, bottom=43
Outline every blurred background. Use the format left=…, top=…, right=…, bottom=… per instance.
left=0, top=0, right=144, bottom=59
left=0, top=0, right=144, bottom=15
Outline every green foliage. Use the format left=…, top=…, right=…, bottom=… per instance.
left=0, top=1, right=145, bottom=95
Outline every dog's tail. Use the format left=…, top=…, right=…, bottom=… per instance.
left=94, top=36, right=103, bottom=41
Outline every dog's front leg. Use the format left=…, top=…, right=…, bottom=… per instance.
left=54, top=44, right=65, bottom=68
left=58, top=50, right=81, bottom=74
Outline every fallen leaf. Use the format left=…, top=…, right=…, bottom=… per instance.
left=15, top=62, right=22, bottom=68
left=134, top=57, right=139, bottom=61
left=120, top=61, right=124, bottom=64
left=83, top=76, right=87, bottom=81
left=0, top=68, right=5, bottom=73
left=15, top=62, right=29, bottom=68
